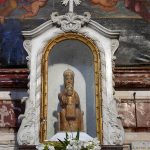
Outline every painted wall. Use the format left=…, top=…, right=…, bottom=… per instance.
left=0, top=0, right=150, bottom=67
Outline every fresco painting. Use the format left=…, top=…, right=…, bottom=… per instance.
left=0, top=0, right=18, bottom=17
left=90, top=0, right=119, bottom=11
left=0, top=0, right=48, bottom=19
left=0, top=19, right=27, bottom=67
left=124, top=0, right=150, bottom=20
left=20, top=0, right=48, bottom=19
left=0, top=0, right=149, bottom=67
left=90, top=0, right=150, bottom=21
left=0, top=0, right=149, bottom=20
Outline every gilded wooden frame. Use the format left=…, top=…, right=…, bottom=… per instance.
left=40, top=33, right=103, bottom=143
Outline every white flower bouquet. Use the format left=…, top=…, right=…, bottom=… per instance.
left=36, top=132, right=101, bottom=150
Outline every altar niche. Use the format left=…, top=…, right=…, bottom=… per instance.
left=40, top=33, right=102, bottom=143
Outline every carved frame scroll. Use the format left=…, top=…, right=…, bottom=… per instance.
left=40, top=32, right=103, bottom=143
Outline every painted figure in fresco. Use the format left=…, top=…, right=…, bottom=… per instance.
left=0, top=16, right=4, bottom=24
left=0, top=0, right=17, bottom=17
left=58, top=69, right=84, bottom=132
left=125, top=0, right=150, bottom=21
left=0, top=19, right=27, bottom=66
left=20, top=0, right=48, bottom=18
left=90, top=0, right=118, bottom=11
left=0, top=0, right=48, bottom=19
left=0, top=0, right=7, bottom=4
left=90, top=0, right=150, bottom=21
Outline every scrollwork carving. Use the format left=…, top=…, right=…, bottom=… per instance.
left=17, top=39, right=34, bottom=145
left=23, top=40, right=32, bottom=69
left=106, top=39, right=124, bottom=145
left=111, top=39, right=119, bottom=55
left=108, top=100, right=125, bottom=145
left=51, top=12, right=91, bottom=32
left=23, top=40, right=32, bottom=57
left=17, top=98, right=36, bottom=145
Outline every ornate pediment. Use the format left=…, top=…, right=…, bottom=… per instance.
left=51, top=0, right=91, bottom=32
left=51, top=12, right=91, bottom=32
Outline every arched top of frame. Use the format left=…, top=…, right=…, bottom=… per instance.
left=42, top=32, right=100, bottom=63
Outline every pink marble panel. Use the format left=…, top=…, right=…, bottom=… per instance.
left=136, top=102, right=150, bottom=127
left=0, top=100, right=24, bottom=127
left=118, top=102, right=136, bottom=127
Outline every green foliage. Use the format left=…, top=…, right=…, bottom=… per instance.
left=44, top=144, right=50, bottom=150
left=75, top=130, right=80, bottom=140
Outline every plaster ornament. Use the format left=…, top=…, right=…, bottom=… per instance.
left=62, top=0, right=81, bottom=12
left=51, top=12, right=91, bottom=32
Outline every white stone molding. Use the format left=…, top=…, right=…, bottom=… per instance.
left=79, top=27, right=124, bottom=145
left=111, top=39, right=120, bottom=56
left=23, top=40, right=32, bottom=57
left=51, top=12, right=91, bottom=32
left=17, top=96, right=36, bottom=145
left=23, top=40, right=32, bottom=70
left=17, top=14, right=124, bottom=145
left=17, top=39, right=36, bottom=145
left=110, top=39, right=124, bottom=145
